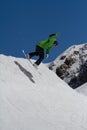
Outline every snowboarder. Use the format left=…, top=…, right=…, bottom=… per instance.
left=27, top=33, right=60, bottom=67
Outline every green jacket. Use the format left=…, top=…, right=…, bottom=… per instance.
left=37, top=35, right=57, bottom=55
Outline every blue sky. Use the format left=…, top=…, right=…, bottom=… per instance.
left=0, top=0, right=87, bottom=63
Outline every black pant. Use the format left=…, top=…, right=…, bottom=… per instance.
left=29, top=45, right=44, bottom=65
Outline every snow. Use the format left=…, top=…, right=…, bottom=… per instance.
left=76, top=83, right=87, bottom=96
left=1, top=54, right=87, bottom=130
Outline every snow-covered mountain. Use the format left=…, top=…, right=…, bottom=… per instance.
left=48, top=43, right=87, bottom=89
left=1, top=54, right=87, bottom=130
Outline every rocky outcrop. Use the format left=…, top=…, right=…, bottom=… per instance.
left=48, top=43, right=87, bottom=89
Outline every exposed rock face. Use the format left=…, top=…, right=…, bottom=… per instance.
left=48, top=43, right=87, bottom=89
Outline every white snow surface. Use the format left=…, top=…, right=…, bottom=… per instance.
left=76, top=83, right=87, bottom=96
left=1, top=54, right=87, bottom=130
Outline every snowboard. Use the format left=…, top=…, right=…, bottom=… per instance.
left=22, top=50, right=38, bottom=69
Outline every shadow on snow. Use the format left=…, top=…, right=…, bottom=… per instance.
left=14, top=61, right=35, bottom=83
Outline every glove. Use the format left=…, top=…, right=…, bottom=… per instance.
left=46, top=54, right=49, bottom=58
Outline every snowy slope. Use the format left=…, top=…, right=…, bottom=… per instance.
left=1, top=54, right=87, bottom=130
left=76, top=83, right=87, bottom=96
left=48, top=43, right=87, bottom=88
